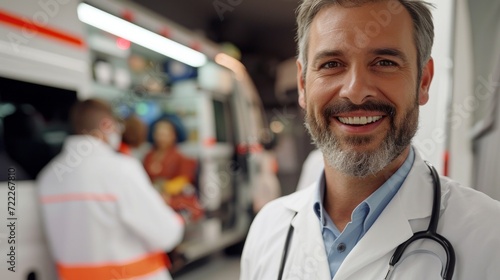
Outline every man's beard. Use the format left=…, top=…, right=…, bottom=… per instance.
left=304, top=99, right=419, bottom=178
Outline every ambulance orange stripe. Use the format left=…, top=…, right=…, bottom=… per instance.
left=57, top=252, right=170, bottom=280
left=0, top=9, right=84, bottom=48
left=41, top=193, right=117, bottom=204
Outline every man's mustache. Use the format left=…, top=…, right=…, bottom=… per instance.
left=323, top=100, right=396, bottom=119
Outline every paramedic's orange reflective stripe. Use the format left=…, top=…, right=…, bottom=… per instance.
left=0, top=9, right=84, bottom=48
left=41, top=193, right=117, bottom=204
left=57, top=252, right=171, bottom=280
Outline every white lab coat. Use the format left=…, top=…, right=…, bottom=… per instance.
left=296, top=149, right=324, bottom=191
left=37, top=136, right=184, bottom=280
left=241, top=150, right=500, bottom=280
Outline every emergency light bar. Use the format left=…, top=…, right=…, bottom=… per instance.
left=77, top=3, right=207, bottom=68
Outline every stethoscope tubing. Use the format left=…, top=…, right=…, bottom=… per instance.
left=388, top=161, right=456, bottom=279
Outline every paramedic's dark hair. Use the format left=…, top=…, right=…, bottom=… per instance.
left=70, top=98, right=115, bottom=135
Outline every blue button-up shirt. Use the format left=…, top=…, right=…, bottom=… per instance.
left=313, top=148, right=415, bottom=278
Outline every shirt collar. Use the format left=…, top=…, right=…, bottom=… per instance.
left=362, top=147, right=415, bottom=230
left=313, top=147, right=415, bottom=232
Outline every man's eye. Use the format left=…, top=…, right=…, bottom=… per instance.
left=321, top=61, right=343, bottom=69
left=375, top=60, right=397, bottom=67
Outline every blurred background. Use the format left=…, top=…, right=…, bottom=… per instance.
left=0, top=0, right=499, bottom=279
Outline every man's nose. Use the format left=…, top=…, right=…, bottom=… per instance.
left=338, top=66, right=375, bottom=104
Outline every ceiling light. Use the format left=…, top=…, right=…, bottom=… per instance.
left=77, top=3, right=207, bottom=68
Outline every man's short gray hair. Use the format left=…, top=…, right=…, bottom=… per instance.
left=296, top=0, right=434, bottom=80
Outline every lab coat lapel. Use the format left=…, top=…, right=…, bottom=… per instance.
left=333, top=191, right=414, bottom=280
left=282, top=184, right=331, bottom=280
left=333, top=151, right=439, bottom=280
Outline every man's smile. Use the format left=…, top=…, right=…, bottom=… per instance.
left=337, top=116, right=384, bottom=125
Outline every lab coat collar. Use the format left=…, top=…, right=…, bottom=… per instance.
left=282, top=178, right=318, bottom=212
left=399, top=149, right=450, bottom=220
left=280, top=181, right=331, bottom=279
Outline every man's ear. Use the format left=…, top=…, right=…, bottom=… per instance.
left=418, top=58, right=434, bottom=105
left=297, top=60, right=306, bottom=109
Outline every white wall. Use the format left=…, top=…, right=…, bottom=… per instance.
left=413, top=0, right=454, bottom=175
left=448, top=0, right=474, bottom=188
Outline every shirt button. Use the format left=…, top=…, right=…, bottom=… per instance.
left=337, top=243, right=346, bottom=253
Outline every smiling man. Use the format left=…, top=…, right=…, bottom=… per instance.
left=240, top=1, right=500, bottom=279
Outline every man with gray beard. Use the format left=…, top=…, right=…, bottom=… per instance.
left=241, top=0, right=500, bottom=279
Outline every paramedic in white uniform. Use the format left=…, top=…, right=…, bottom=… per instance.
left=37, top=98, right=184, bottom=280
left=241, top=1, right=500, bottom=279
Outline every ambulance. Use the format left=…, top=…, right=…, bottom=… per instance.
left=0, top=0, right=279, bottom=278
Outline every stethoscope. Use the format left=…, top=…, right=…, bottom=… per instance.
left=277, top=161, right=456, bottom=280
